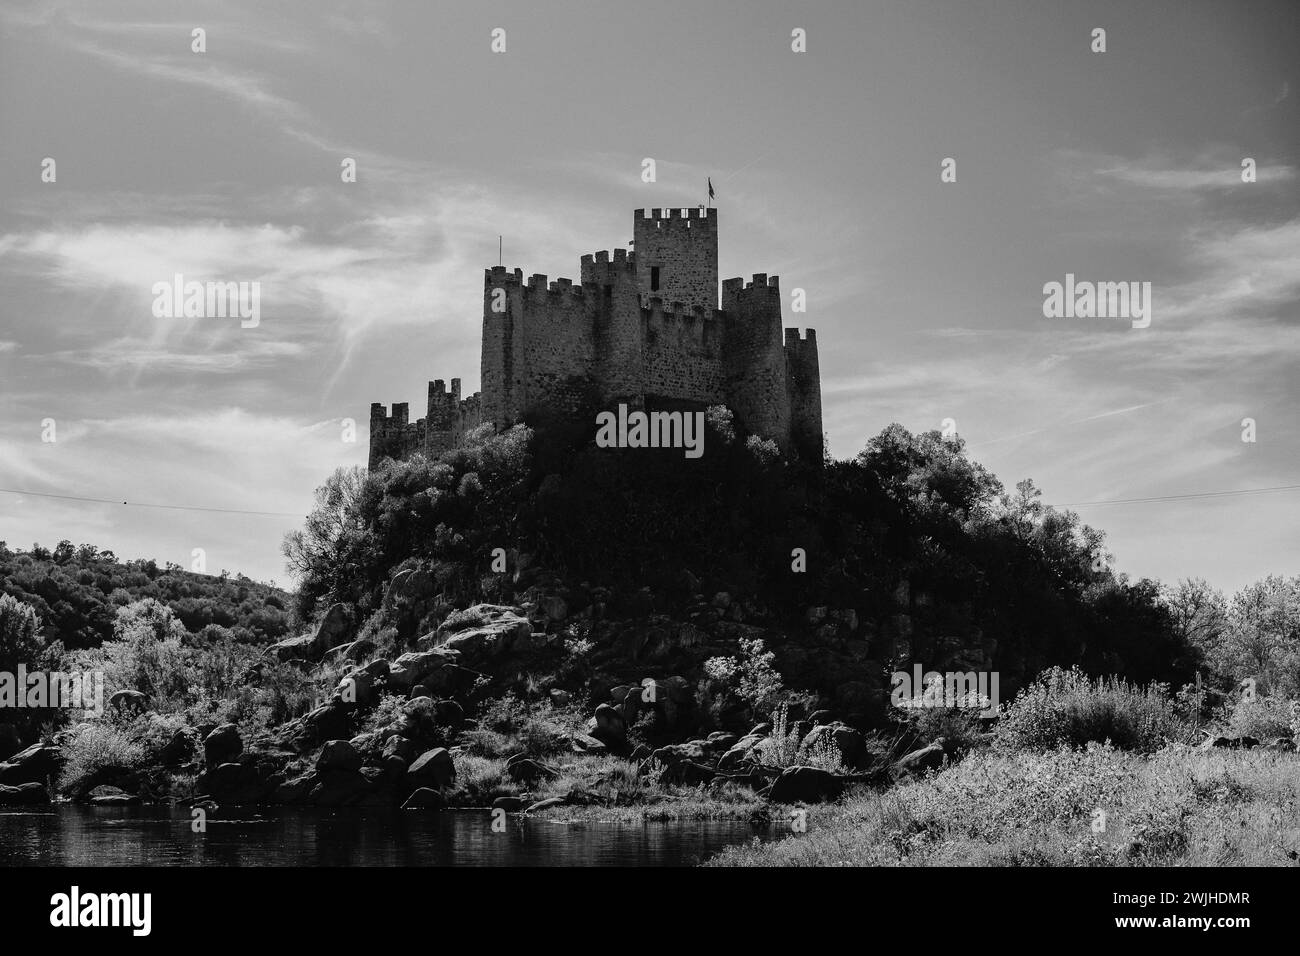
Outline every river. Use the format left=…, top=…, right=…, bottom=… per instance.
left=0, top=806, right=778, bottom=866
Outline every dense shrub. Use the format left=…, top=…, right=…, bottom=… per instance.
left=58, top=721, right=145, bottom=793
left=1221, top=694, right=1296, bottom=740
left=994, top=666, right=1189, bottom=752
left=62, top=599, right=319, bottom=736
left=459, top=694, right=586, bottom=758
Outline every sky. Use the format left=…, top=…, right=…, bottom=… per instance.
left=0, top=0, right=1296, bottom=594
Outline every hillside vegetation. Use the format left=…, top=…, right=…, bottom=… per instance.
left=0, top=541, right=292, bottom=651
left=3, top=416, right=1295, bottom=861
left=284, top=413, right=1201, bottom=714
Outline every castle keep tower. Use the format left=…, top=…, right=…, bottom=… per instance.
left=633, top=207, right=719, bottom=312
left=369, top=205, right=823, bottom=468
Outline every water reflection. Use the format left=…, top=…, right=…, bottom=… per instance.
left=0, top=806, right=777, bottom=867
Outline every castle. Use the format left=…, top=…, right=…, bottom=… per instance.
left=369, top=206, right=822, bottom=468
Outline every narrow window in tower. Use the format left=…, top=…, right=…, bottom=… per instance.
left=650, top=266, right=661, bottom=292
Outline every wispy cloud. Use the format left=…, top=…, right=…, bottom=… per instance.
left=1097, top=162, right=1296, bottom=191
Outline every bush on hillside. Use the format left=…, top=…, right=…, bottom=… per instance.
left=994, top=666, right=1189, bottom=752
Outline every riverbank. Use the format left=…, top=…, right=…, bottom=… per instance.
left=707, top=745, right=1300, bottom=866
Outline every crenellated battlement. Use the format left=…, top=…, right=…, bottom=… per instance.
left=369, top=204, right=822, bottom=469
left=580, top=248, right=637, bottom=288
left=723, top=273, right=781, bottom=295
left=637, top=206, right=715, bottom=222
left=784, top=327, right=817, bottom=348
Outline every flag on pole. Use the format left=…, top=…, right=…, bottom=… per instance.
left=708, top=177, right=715, bottom=202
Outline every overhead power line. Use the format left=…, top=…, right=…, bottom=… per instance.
left=1060, top=484, right=1300, bottom=507
left=0, top=487, right=303, bottom=519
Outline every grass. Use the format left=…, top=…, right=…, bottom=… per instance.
left=706, top=745, right=1300, bottom=866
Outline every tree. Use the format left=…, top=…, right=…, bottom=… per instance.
left=0, top=593, right=42, bottom=673
left=1221, top=576, right=1300, bottom=697
left=114, top=598, right=188, bottom=643
left=857, top=425, right=1002, bottom=522
left=1163, top=578, right=1228, bottom=663
left=282, top=466, right=378, bottom=619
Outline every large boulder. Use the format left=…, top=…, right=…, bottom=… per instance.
left=387, top=649, right=455, bottom=691
left=157, top=729, right=196, bottom=767
left=307, top=769, right=373, bottom=807
left=109, top=689, right=150, bottom=714
left=525, top=797, right=567, bottom=813
left=360, top=658, right=391, bottom=681
left=312, top=603, right=354, bottom=655
left=302, top=702, right=352, bottom=742
left=382, top=735, right=417, bottom=764
left=621, top=686, right=646, bottom=725
left=589, top=703, right=627, bottom=747
left=195, top=762, right=264, bottom=802
left=717, top=734, right=764, bottom=772
left=406, top=747, right=455, bottom=792
left=0, top=782, right=50, bottom=806
left=649, top=742, right=710, bottom=765
left=317, top=740, right=363, bottom=773
left=892, top=739, right=947, bottom=778
left=265, top=603, right=352, bottom=663
left=402, top=787, right=447, bottom=810
left=333, top=670, right=375, bottom=708
left=89, top=786, right=141, bottom=806
left=768, top=766, right=843, bottom=804
left=265, top=633, right=321, bottom=663
left=505, top=754, right=559, bottom=784
left=420, top=605, right=531, bottom=663
left=203, top=724, right=242, bottom=767
left=0, top=744, right=63, bottom=785
left=272, top=770, right=317, bottom=805
left=570, top=735, right=608, bottom=755
left=385, top=568, right=436, bottom=610
left=434, top=699, right=466, bottom=731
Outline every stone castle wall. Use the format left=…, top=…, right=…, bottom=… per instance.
left=369, top=206, right=823, bottom=468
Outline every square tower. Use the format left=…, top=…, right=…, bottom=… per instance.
left=633, top=207, right=718, bottom=313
